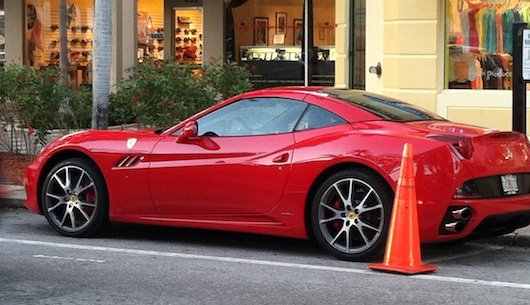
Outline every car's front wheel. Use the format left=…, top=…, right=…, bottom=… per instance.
left=41, top=158, right=108, bottom=237
left=311, top=169, right=392, bottom=261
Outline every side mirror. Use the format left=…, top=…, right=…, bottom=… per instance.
left=177, top=121, right=198, bottom=143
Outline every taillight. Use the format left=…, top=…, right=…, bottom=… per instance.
left=427, top=134, right=474, bottom=159
left=453, top=137, right=473, bottom=159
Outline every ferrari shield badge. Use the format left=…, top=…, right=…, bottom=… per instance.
left=127, top=138, right=137, bottom=150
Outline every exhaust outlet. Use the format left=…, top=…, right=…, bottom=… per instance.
left=445, top=221, right=465, bottom=233
left=451, top=207, right=472, bottom=221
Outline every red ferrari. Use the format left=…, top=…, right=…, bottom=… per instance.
left=24, top=87, right=530, bottom=261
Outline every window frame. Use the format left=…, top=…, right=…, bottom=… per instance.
left=294, top=104, right=347, bottom=131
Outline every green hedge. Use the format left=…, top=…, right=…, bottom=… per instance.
left=0, top=60, right=252, bottom=154
left=113, top=59, right=252, bottom=127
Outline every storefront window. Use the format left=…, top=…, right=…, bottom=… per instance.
left=230, top=0, right=304, bottom=88
left=174, top=8, right=203, bottom=65
left=0, top=0, right=5, bottom=71
left=25, top=0, right=94, bottom=87
left=137, top=1, right=203, bottom=65
left=229, top=0, right=335, bottom=89
left=445, top=0, right=523, bottom=90
left=137, top=0, right=164, bottom=62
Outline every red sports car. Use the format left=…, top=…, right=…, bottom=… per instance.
left=24, top=87, right=530, bottom=261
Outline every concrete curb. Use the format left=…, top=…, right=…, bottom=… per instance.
left=475, top=232, right=530, bottom=248
left=1, top=184, right=529, bottom=248
left=0, top=184, right=26, bottom=209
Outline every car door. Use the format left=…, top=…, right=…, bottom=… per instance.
left=148, top=96, right=308, bottom=216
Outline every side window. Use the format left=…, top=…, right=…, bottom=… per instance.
left=295, top=105, right=346, bottom=131
left=197, top=98, right=307, bottom=136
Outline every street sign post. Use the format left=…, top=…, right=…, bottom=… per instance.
left=513, top=23, right=529, bottom=134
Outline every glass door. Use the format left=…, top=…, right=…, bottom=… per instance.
left=364, top=0, right=383, bottom=93
left=0, top=2, right=4, bottom=72
left=350, top=0, right=366, bottom=90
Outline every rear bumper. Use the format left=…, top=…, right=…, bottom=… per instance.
left=470, top=210, right=530, bottom=238
left=422, top=195, right=530, bottom=243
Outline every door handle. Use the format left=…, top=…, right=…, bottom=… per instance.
left=369, top=62, right=382, bottom=78
left=272, top=153, right=290, bottom=163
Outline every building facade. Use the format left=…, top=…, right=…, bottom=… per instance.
left=1, top=0, right=527, bottom=132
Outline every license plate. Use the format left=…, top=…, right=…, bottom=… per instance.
left=501, top=174, right=519, bottom=195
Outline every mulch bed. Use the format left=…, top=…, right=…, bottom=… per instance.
left=0, top=152, right=30, bottom=185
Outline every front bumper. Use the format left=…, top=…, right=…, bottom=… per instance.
left=24, top=161, right=41, bottom=214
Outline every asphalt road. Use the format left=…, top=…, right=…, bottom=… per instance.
left=1, top=207, right=529, bottom=305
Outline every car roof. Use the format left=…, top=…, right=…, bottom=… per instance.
left=241, top=87, right=444, bottom=123
left=246, top=86, right=367, bottom=97
left=248, top=86, right=326, bottom=95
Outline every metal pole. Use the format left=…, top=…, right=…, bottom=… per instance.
left=304, top=0, right=309, bottom=86
left=512, top=22, right=527, bottom=134
left=304, top=0, right=314, bottom=86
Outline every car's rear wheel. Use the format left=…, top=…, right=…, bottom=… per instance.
left=311, top=169, right=392, bottom=261
left=41, top=158, right=108, bottom=237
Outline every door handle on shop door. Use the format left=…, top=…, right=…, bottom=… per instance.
left=369, top=62, right=382, bottom=78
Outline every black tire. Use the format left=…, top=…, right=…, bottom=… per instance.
left=41, top=158, right=108, bottom=237
left=310, top=169, right=393, bottom=261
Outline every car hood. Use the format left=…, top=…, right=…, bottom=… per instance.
left=40, top=129, right=162, bottom=156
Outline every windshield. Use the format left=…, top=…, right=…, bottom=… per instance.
left=323, top=89, right=446, bottom=122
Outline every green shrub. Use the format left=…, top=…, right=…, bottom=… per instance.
left=201, top=59, right=252, bottom=101
left=0, top=65, right=67, bottom=155
left=109, top=92, right=136, bottom=126
left=61, top=86, right=93, bottom=129
left=114, top=59, right=252, bottom=128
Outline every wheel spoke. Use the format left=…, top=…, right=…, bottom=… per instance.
left=53, top=174, right=68, bottom=194
left=69, top=211, right=76, bottom=229
left=358, top=203, right=383, bottom=215
left=47, top=202, right=65, bottom=213
left=320, top=202, right=343, bottom=214
left=344, top=226, right=351, bottom=252
left=333, top=182, right=351, bottom=206
left=320, top=214, right=342, bottom=224
left=74, top=170, right=86, bottom=192
left=60, top=210, right=69, bottom=227
left=330, top=226, right=346, bottom=245
left=75, top=205, right=91, bottom=222
left=79, top=200, right=96, bottom=208
left=65, top=167, right=71, bottom=190
left=77, top=182, right=94, bottom=194
left=358, top=220, right=381, bottom=233
left=319, top=214, right=342, bottom=224
left=354, top=224, right=370, bottom=246
left=354, top=188, right=374, bottom=209
left=46, top=193, right=63, bottom=201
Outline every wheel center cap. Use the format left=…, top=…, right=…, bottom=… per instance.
left=69, top=195, right=78, bottom=202
left=347, top=211, right=357, bottom=219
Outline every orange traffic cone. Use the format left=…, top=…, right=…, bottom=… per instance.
left=369, top=143, right=437, bottom=275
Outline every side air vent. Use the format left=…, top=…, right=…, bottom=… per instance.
left=115, top=156, right=142, bottom=168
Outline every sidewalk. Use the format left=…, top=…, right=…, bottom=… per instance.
left=1, top=183, right=529, bottom=248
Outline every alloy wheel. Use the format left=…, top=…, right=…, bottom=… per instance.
left=44, top=165, right=98, bottom=233
left=317, top=177, right=385, bottom=255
